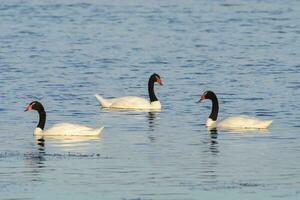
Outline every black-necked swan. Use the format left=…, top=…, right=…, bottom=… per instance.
left=199, top=91, right=273, bottom=129
left=95, top=73, right=163, bottom=110
left=25, top=101, right=104, bottom=136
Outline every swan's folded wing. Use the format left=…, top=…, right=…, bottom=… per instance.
left=218, top=115, right=272, bottom=129
left=44, top=123, right=103, bottom=136
left=110, top=96, right=151, bottom=109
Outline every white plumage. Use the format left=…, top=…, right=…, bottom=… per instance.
left=95, top=95, right=161, bottom=110
left=207, top=116, right=273, bottom=129
left=34, top=124, right=104, bottom=136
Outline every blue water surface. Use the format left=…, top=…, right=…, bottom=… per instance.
left=0, top=0, right=300, bottom=199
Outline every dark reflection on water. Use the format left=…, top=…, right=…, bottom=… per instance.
left=208, top=128, right=219, bottom=155
left=36, top=137, right=45, bottom=150
left=147, top=112, right=157, bottom=131
left=25, top=137, right=46, bottom=169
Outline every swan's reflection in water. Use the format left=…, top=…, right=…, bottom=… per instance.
left=147, top=112, right=159, bottom=142
left=31, top=142, right=46, bottom=167
left=208, top=126, right=270, bottom=134
left=226, top=128, right=270, bottom=134
left=34, top=135, right=101, bottom=152
left=36, top=137, right=45, bottom=150
left=148, top=112, right=157, bottom=130
left=23, top=134, right=102, bottom=185
left=22, top=136, right=46, bottom=184
left=196, top=128, right=219, bottom=184
left=205, top=125, right=269, bottom=156
left=208, top=128, right=219, bottom=154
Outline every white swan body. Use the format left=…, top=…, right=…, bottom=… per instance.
left=200, top=91, right=273, bottom=130
left=34, top=124, right=104, bottom=136
left=95, top=73, right=163, bottom=110
left=95, top=95, right=161, bottom=110
left=206, top=116, right=273, bottom=129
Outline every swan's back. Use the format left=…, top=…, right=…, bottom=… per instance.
left=109, top=96, right=158, bottom=109
left=95, top=95, right=152, bottom=109
left=38, top=123, right=103, bottom=136
left=218, top=115, right=273, bottom=129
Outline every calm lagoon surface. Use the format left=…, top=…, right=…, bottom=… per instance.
left=1, top=0, right=300, bottom=199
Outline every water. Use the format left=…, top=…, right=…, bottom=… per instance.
left=1, top=0, right=300, bottom=199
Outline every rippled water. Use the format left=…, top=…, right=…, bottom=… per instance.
left=1, top=0, right=300, bottom=199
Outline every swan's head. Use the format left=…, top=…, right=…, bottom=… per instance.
left=150, top=73, right=163, bottom=86
left=199, top=90, right=217, bottom=102
left=25, top=101, right=44, bottom=112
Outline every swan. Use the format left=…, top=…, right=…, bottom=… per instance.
left=95, top=73, right=163, bottom=110
left=25, top=101, right=104, bottom=136
left=199, top=91, right=273, bottom=129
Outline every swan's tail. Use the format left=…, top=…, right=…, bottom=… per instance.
left=82, top=127, right=104, bottom=136
left=260, top=120, right=273, bottom=129
left=94, top=94, right=110, bottom=107
left=97, top=127, right=104, bottom=135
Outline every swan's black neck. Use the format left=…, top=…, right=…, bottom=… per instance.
left=148, top=77, right=158, bottom=102
left=208, top=93, right=219, bottom=121
left=27, top=101, right=47, bottom=130
left=37, top=109, right=46, bottom=130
